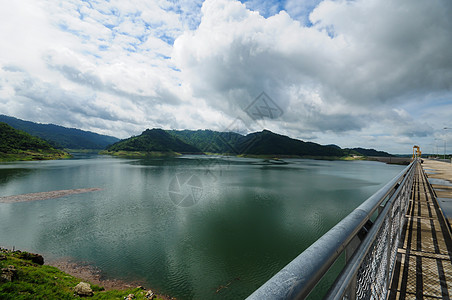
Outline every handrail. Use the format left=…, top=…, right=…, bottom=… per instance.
left=326, top=161, right=415, bottom=299
left=246, top=160, right=416, bottom=300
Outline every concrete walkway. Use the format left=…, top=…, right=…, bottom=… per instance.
left=423, top=159, right=452, bottom=227
left=388, top=161, right=452, bottom=299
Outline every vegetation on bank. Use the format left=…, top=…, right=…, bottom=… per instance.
left=0, top=151, right=72, bottom=162
left=0, top=123, right=71, bottom=162
left=99, top=150, right=180, bottom=158
left=0, top=248, right=166, bottom=300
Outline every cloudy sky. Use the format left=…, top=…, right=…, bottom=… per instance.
left=1, top=0, right=451, bottom=154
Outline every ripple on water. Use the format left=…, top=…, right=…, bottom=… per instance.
left=438, top=198, right=452, bottom=220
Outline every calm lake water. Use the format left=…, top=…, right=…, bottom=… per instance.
left=0, top=155, right=404, bottom=299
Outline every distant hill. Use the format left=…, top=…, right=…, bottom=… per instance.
left=0, top=122, right=70, bottom=161
left=169, top=129, right=344, bottom=156
left=347, top=147, right=393, bottom=157
left=0, top=115, right=119, bottom=149
left=106, top=128, right=202, bottom=154
left=235, top=130, right=345, bottom=156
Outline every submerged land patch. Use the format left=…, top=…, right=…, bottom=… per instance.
left=0, top=188, right=102, bottom=203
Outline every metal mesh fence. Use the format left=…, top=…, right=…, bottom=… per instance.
left=350, top=167, right=415, bottom=300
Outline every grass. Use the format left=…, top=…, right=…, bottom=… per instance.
left=0, top=150, right=72, bottom=162
left=0, top=249, right=166, bottom=300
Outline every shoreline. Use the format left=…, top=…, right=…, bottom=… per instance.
left=47, top=257, right=174, bottom=299
left=1, top=246, right=173, bottom=300
left=46, top=257, right=142, bottom=291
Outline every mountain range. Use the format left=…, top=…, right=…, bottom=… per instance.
left=107, top=128, right=389, bottom=158
left=169, top=129, right=346, bottom=156
left=0, top=115, right=119, bottom=149
left=1, top=115, right=393, bottom=158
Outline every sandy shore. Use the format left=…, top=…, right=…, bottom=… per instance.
left=0, top=188, right=102, bottom=203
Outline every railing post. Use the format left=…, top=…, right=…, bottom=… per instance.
left=385, top=201, right=395, bottom=295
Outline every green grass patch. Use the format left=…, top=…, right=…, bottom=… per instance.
left=0, top=249, right=166, bottom=300
left=0, top=150, right=72, bottom=162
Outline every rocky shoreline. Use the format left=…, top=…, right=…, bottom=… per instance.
left=0, top=247, right=174, bottom=300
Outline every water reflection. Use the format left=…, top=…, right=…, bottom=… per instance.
left=0, top=168, right=34, bottom=186
left=0, top=156, right=404, bottom=299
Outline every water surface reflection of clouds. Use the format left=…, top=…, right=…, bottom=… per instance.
left=0, top=156, right=405, bottom=299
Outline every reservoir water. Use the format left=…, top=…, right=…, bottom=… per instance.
left=0, top=155, right=404, bottom=299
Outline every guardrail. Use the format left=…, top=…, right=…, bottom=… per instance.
left=246, top=160, right=417, bottom=300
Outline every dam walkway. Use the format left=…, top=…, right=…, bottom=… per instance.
left=247, top=159, right=452, bottom=299
left=388, top=161, right=452, bottom=299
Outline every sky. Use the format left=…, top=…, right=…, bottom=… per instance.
left=0, top=0, right=451, bottom=154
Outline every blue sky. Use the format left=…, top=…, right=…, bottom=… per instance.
left=0, top=0, right=451, bottom=154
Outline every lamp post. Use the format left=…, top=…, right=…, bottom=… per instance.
left=444, top=127, right=451, bottom=161
left=435, top=138, right=444, bottom=160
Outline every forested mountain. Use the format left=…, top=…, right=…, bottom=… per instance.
left=0, top=122, right=69, bottom=161
left=168, top=130, right=243, bottom=153
left=235, top=130, right=345, bottom=156
left=345, top=147, right=393, bottom=157
left=106, top=129, right=201, bottom=153
left=169, top=129, right=344, bottom=156
left=0, top=115, right=119, bottom=149
left=108, top=128, right=348, bottom=157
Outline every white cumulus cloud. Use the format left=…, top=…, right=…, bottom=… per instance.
left=0, top=0, right=451, bottom=153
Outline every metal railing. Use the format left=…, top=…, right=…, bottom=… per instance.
left=246, top=160, right=417, bottom=300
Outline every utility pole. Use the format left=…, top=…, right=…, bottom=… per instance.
left=444, top=127, right=451, bottom=162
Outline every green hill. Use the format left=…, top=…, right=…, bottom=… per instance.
left=0, top=122, right=70, bottom=161
left=0, top=115, right=119, bottom=149
left=169, top=129, right=345, bottom=157
left=105, top=128, right=202, bottom=156
left=235, top=130, right=345, bottom=157
left=168, top=129, right=243, bottom=153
